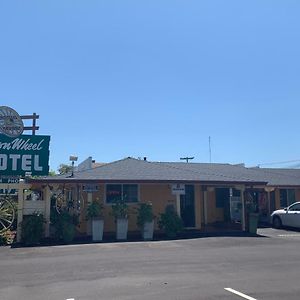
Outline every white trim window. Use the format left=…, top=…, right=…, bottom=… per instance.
left=105, top=184, right=139, bottom=204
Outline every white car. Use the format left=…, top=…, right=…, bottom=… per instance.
left=271, top=202, right=300, bottom=229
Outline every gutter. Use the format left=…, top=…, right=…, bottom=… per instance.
left=26, top=178, right=268, bottom=186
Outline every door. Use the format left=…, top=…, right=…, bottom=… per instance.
left=180, top=185, right=195, bottom=227
left=258, top=192, right=268, bottom=222
left=230, top=196, right=242, bottom=222
left=287, top=203, right=300, bottom=228
left=216, top=188, right=231, bottom=222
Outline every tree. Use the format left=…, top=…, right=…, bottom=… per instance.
left=58, top=164, right=72, bottom=175
left=48, top=170, right=56, bottom=176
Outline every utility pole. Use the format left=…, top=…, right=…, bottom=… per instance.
left=180, top=157, right=194, bottom=163
left=209, top=136, right=212, bottom=163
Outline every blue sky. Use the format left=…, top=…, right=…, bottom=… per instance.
left=1, top=1, right=300, bottom=171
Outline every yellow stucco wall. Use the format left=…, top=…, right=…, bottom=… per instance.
left=79, top=183, right=203, bottom=234
left=296, top=189, right=300, bottom=202
left=140, top=184, right=176, bottom=230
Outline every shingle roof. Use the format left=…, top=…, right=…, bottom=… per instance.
left=248, top=168, right=300, bottom=186
left=29, top=157, right=268, bottom=185
left=153, top=162, right=264, bottom=182
left=28, top=158, right=300, bottom=186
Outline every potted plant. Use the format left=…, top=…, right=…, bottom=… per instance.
left=111, top=200, right=129, bottom=241
left=158, top=206, right=183, bottom=238
left=136, top=202, right=155, bottom=240
left=87, top=201, right=104, bottom=241
left=246, top=192, right=259, bottom=234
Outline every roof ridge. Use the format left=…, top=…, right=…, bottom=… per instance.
left=151, top=161, right=257, bottom=182
left=76, top=157, right=139, bottom=173
left=151, top=161, right=230, bottom=166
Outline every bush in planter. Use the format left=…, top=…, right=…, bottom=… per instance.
left=136, top=202, right=155, bottom=240
left=21, top=213, right=45, bottom=245
left=245, top=194, right=259, bottom=234
left=87, top=201, right=103, bottom=219
left=111, top=200, right=129, bottom=220
left=87, top=201, right=104, bottom=241
left=111, top=200, right=129, bottom=240
left=158, top=207, right=183, bottom=238
left=136, top=202, right=154, bottom=228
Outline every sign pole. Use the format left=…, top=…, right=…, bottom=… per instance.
left=172, top=184, right=185, bottom=217
left=176, top=194, right=181, bottom=217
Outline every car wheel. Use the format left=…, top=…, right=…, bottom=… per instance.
left=273, top=216, right=282, bottom=229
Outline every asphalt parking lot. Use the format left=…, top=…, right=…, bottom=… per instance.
left=1, top=227, right=300, bottom=300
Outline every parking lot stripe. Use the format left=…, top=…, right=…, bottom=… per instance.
left=278, top=234, right=300, bottom=237
left=224, top=288, right=257, bottom=300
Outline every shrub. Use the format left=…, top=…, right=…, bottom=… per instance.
left=136, top=202, right=154, bottom=228
left=62, top=222, right=75, bottom=243
left=111, top=200, right=128, bottom=220
left=86, top=201, right=103, bottom=219
left=0, top=232, right=8, bottom=246
left=158, top=208, right=183, bottom=238
left=21, top=213, right=45, bottom=245
left=51, top=209, right=78, bottom=243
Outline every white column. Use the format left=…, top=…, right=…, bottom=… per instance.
left=176, top=194, right=181, bottom=217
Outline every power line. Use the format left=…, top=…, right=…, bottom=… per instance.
left=257, top=159, right=300, bottom=167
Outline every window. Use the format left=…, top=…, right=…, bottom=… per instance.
left=25, top=190, right=43, bottom=201
left=123, top=184, right=138, bottom=203
left=280, top=189, right=296, bottom=207
left=106, top=184, right=138, bottom=204
left=288, top=189, right=296, bottom=206
left=106, top=184, right=122, bottom=203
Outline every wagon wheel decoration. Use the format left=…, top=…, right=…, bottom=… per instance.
left=0, top=106, right=24, bottom=137
left=51, top=187, right=80, bottom=214
left=53, top=190, right=67, bottom=214
left=0, top=197, right=15, bottom=233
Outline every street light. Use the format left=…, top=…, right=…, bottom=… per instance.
left=69, top=155, right=78, bottom=177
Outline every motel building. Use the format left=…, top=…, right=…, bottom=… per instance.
left=12, top=157, right=300, bottom=242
